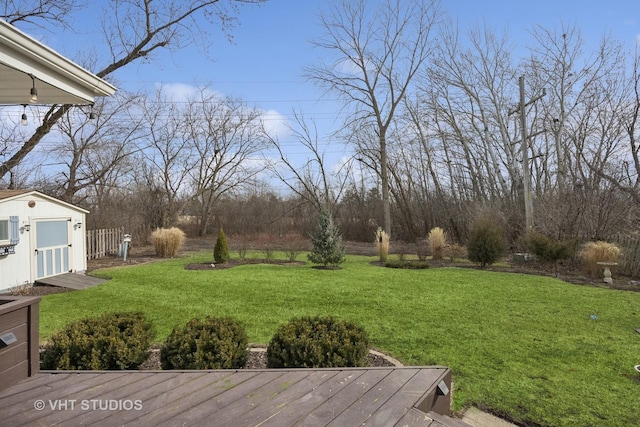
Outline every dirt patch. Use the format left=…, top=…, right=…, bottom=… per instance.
left=138, top=344, right=399, bottom=370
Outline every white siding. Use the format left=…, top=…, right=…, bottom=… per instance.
left=0, top=192, right=87, bottom=292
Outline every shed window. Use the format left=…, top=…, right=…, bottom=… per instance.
left=0, top=216, right=19, bottom=246
left=0, top=218, right=8, bottom=245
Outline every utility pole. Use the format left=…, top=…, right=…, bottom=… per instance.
left=510, top=76, right=545, bottom=233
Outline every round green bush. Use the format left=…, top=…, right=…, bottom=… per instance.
left=40, top=312, right=154, bottom=370
left=467, top=216, right=506, bottom=267
left=525, top=231, right=575, bottom=263
left=160, top=316, right=248, bottom=369
left=266, top=315, right=369, bottom=368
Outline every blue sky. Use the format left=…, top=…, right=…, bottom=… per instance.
left=21, top=0, right=640, bottom=164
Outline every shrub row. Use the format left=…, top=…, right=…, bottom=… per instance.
left=41, top=314, right=369, bottom=370
left=41, top=312, right=154, bottom=370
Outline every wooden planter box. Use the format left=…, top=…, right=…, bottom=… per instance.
left=0, top=296, right=40, bottom=391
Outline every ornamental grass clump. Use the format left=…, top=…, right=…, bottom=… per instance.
left=151, top=227, right=185, bottom=258
left=375, top=227, right=389, bottom=263
left=578, top=241, right=621, bottom=277
left=40, top=312, right=154, bottom=370
left=266, top=315, right=369, bottom=368
left=160, top=316, right=248, bottom=370
left=427, top=227, right=447, bottom=260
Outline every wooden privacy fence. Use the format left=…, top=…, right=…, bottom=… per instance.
left=612, top=234, right=640, bottom=278
left=87, top=227, right=125, bottom=260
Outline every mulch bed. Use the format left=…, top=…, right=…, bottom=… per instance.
left=184, top=259, right=305, bottom=270
left=137, top=345, right=398, bottom=370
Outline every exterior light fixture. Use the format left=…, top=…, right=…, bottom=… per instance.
left=20, top=105, right=27, bottom=126
left=29, top=74, right=38, bottom=103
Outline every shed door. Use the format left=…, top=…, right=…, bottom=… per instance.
left=34, top=219, right=71, bottom=280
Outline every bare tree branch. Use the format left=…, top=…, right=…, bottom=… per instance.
left=0, top=0, right=266, bottom=181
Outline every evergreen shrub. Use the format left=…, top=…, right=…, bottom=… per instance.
left=214, top=227, right=230, bottom=263
left=266, top=315, right=369, bottom=368
left=467, top=216, right=506, bottom=267
left=525, top=232, right=575, bottom=263
left=308, top=211, right=346, bottom=267
left=160, top=317, right=248, bottom=369
left=41, top=312, right=154, bottom=370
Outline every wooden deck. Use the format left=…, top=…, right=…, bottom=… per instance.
left=0, top=367, right=470, bottom=426
left=35, top=273, right=108, bottom=290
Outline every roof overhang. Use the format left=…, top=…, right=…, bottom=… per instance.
left=0, top=19, right=116, bottom=105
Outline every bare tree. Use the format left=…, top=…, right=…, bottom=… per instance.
left=136, top=87, right=194, bottom=228
left=267, top=111, right=351, bottom=217
left=47, top=92, right=146, bottom=203
left=306, top=0, right=441, bottom=237
left=424, top=21, right=519, bottom=203
left=528, top=25, right=622, bottom=194
left=0, top=0, right=267, bottom=181
left=583, top=45, right=640, bottom=208
left=184, top=91, right=269, bottom=235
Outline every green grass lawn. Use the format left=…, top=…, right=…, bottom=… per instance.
left=39, top=252, right=640, bottom=426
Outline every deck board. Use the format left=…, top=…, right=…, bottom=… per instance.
left=257, top=369, right=368, bottom=427
left=134, top=371, right=266, bottom=425
left=189, top=370, right=316, bottom=426
left=101, top=372, right=221, bottom=425
left=0, top=367, right=470, bottom=427
left=35, top=272, right=108, bottom=290
left=327, top=367, right=419, bottom=426
left=369, top=369, right=445, bottom=425
left=231, top=370, right=342, bottom=427
left=296, top=368, right=393, bottom=426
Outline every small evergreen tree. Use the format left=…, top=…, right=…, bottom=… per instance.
left=214, top=227, right=230, bottom=264
left=467, top=216, right=506, bottom=267
left=308, top=210, right=346, bottom=268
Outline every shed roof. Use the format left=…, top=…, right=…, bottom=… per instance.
left=0, top=19, right=116, bottom=105
left=0, top=189, right=88, bottom=213
left=0, top=188, right=30, bottom=200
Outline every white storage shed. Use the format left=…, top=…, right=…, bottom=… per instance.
left=0, top=19, right=116, bottom=293
left=0, top=190, right=88, bottom=292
